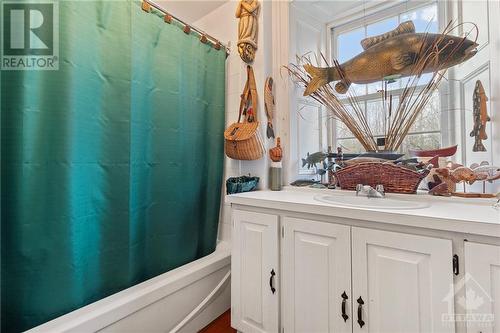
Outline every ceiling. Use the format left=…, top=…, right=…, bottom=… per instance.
left=155, top=1, right=228, bottom=24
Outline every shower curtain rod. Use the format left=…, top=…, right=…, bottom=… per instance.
left=143, top=0, right=230, bottom=54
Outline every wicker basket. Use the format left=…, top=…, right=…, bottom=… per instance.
left=224, top=66, right=264, bottom=160
left=224, top=122, right=264, bottom=160
left=335, top=162, right=429, bottom=194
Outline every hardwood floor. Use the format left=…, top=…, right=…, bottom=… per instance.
left=199, top=310, right=236, bottom=333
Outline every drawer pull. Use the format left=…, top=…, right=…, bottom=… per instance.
left=357, top=296, right=365, bottom=328
left=269, top=269, right=276, bottom=294
left=341, top=291, right=349, bottom=322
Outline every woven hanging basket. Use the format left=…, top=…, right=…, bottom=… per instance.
left=224, top=122, right=264, bottom=160
left=224, top=65, right=264, bottom=160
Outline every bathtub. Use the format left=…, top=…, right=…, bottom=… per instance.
left=28, top=241, right=231, bottom=333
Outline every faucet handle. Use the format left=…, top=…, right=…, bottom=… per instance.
left=375, top=184, right=385, bottom=196
left=356, top=184, right=363, bottom=196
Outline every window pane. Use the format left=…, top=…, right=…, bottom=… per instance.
left=367, top=17, right=399, bottom=38
left=367, top=81, right=383, bottom=95
left=343, top=83, right=366, bottom=97
left=400, top=132, right=441, bottom=156
left=337, top=138, right=364, bottom=154
left=366, top=99, right=387, bottom=136
left=400, top=4, right=438, bottom=33
left=337, top=27, right=365, bottom=63
left=365, top=97, right=407, bottom=138
left=336, top=120, right=354, bottom=138
left=409, top=90, right=440, bottom=132
left=298, top=102, right=322, bottom=174
left=336, top=103, right=366, bottom=139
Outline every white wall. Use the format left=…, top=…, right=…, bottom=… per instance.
left=195, top=0, right=273, bottom=242
left=448, top=0, right=500, bottom=193
left=289, top=3, right=328, bottom=180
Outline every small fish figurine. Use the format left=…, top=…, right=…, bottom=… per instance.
left=469, top=80, right=490, bottom=152
left=290, top=179, right=319, bottom=187
left=301, top=152, right=327, bottom=169
left=450, top=166, right=477, bottom=185
left=264, top=77, right=275, bottom=139
left=470, top=161, right=500, bottom=182
left=303, top=21, right=478, bottom=95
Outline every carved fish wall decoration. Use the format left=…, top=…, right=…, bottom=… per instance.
left=469, top=80, right=490, bottom=152
left=264, top=77, right=275, bottom=138
left=303, top=21, right=478, bottom=95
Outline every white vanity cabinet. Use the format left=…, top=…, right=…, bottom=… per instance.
left=464, top=242, right=500, bottom=333
left=232, top=212, right=457, bottom=333
left=228, top=190, right=500, bottom=333
left=231, top=210, right=279, bottom=333
left=351, top=227, right=455, bottom=333
left=282, top=217, right=351, bottom=333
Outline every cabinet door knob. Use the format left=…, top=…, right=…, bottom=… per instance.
left=269, top=269, right=276, bottom=294
left=341, top=291, right=349, bottom=322
left=357, top=296, right=365, bottom=328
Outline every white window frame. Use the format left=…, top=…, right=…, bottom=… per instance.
left=326, top=0, right=451, bottom=152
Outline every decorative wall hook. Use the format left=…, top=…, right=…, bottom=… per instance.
left=183, top=25, right=191, bottom=34
left=164, top=14, right=172, bottom=23
left=200, top=35, right=208, bottom=44
left=141, top=1, right=151, bottom=12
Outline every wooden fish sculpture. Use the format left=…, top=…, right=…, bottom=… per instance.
left=469, top=80, right=490, bottom=152
left=303, top=21, right=478, bottom=95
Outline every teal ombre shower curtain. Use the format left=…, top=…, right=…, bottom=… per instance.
left=1, top=1, right=225, bottom=331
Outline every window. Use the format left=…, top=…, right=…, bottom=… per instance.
left=331, top=2, right=442, bottom=155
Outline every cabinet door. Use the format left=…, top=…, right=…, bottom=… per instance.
left=231, top=210, right=279, bottom=333
left=352, top=227, right=454, bottom=333
left=464, top=242, right=500, bottom=333
left=282, top=217, right=351, bottom=333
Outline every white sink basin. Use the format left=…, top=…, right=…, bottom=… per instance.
left=314, top=193, right=430, bottom=210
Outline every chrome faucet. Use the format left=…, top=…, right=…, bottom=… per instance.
left=356, top=184, right=385, bottom=198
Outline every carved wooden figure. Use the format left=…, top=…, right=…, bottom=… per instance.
left=269, top=137, right=282, bottom=162
left=235, top=0, right=260, bottom=63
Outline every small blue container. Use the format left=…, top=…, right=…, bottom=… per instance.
left=226, top=176, right=260, bottom=194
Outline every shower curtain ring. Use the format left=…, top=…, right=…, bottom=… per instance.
left=141, top=1, right=151, bottom=12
